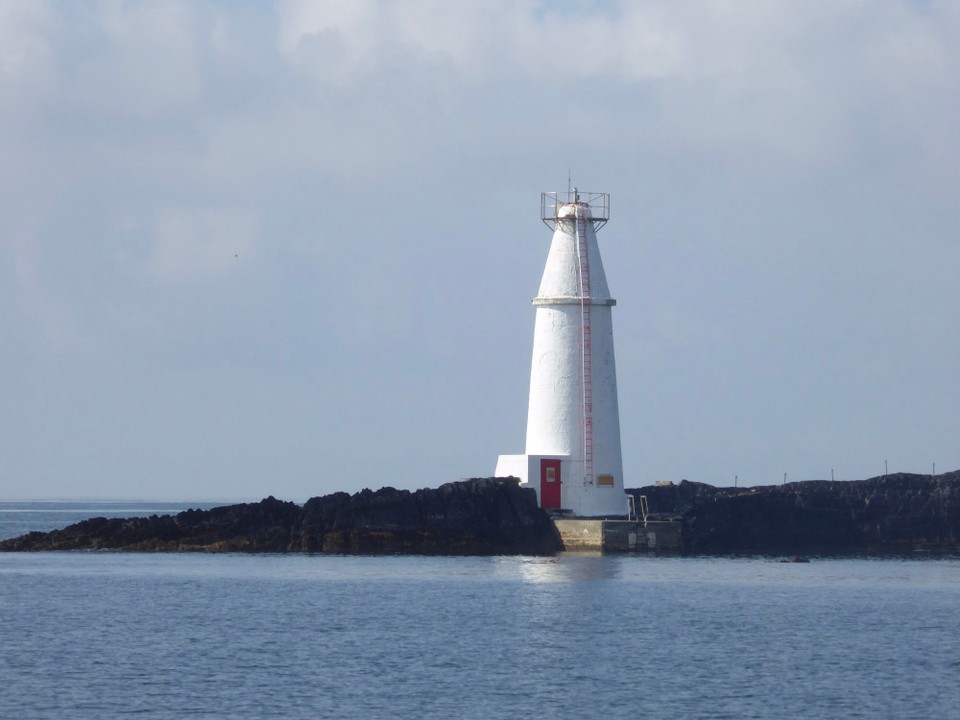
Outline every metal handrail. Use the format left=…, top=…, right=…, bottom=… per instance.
left=541, top=190, right=610, bottom=232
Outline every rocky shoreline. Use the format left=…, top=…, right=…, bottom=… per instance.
left=0, top=478, right=562, bottom=555
left=630, top=470, right=960, bottom=555
left=2, top=471, right=957, bottom=556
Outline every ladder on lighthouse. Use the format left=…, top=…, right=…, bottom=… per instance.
left=574, top=203, right=594, bottom=486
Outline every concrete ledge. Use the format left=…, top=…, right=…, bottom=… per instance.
left=643, top=520, right=682, bottom=551
left=532, top=297, right=616, bottom=306
left=553, top=518, right=682, bottom=552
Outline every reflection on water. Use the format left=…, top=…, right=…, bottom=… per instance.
left=557, top=552, right=623, bottom=581
left=512, top=552, right=622, bottom=583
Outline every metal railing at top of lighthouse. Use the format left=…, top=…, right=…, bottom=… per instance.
left=541, top=190, right=609, bottom=232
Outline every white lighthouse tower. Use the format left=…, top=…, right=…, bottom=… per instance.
left=496, top=189, right=629, bottom=518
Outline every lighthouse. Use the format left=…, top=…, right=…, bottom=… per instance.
left=496, top=189, right=629, bottom=518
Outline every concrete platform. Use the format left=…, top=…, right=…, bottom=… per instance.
left=553, top=518, right=682, bottom=552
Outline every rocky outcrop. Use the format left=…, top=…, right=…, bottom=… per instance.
left=628, top=471, right=960, bottom=555
left=0, top=478, right=562, bottom=556
left=293, top=477, right=560, bottom=554
left=0, top=496, right=302, bottom=552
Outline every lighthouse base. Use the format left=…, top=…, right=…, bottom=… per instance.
left=553, top=518, right=682, bottom=553
left=495, top=453, right=629, bottom=517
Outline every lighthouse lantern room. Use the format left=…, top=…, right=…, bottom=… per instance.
left=496, top=189, right=629, bottom=518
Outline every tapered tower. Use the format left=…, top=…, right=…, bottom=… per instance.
left=496, top=189, right=628, bottom=517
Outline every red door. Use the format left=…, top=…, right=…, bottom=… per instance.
left=540, top=459, right=562, bottom=510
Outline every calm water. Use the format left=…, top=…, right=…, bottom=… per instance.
left=1, top=503, right=959, bottom=719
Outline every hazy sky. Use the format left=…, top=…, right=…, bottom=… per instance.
left=2, top=1, right=958, bottom=501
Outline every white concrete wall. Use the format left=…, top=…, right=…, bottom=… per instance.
left=495, top=454, right=570, bottom=507
left=536, top=205, right=612, bottom=300
left=494, top=454, right=528, bottom=484
left=525, top=303, right=583, bottom=456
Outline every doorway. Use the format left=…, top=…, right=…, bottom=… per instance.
left=540, top=459, right=561, bottom=510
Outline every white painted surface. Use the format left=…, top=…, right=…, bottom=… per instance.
left=496, top=198, right=629, bottom=517
left=494, top=454, right=529, bottom=484
left=535, top=203, right=612, bottom=301
left=494, top=454, right=570, bottom=496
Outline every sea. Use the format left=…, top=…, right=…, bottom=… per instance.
left=1, top=502, right=958, bottom=719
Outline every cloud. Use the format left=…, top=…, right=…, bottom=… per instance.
left=5, top=232, right=82, bottom=352
left=149, top=207, right=259, bottom=281
left=71, top=1, right=202, bottom=119
left=0, top=2, right=55, bottom=83
left=267, top=1, right=960, bottom=174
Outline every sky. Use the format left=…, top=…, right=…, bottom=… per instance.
left=1, top=0, right=957, bottom=501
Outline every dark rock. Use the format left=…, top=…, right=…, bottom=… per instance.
left=629, top=471, right=960, bottom=556
left=0, top=478, right=561, bottom=556
left=0, top=496, right=301, bottom=552
left=293, top=478, right=561, bottom=555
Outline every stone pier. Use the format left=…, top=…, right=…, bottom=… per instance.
left=552, top=518, right=682, bottom=552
